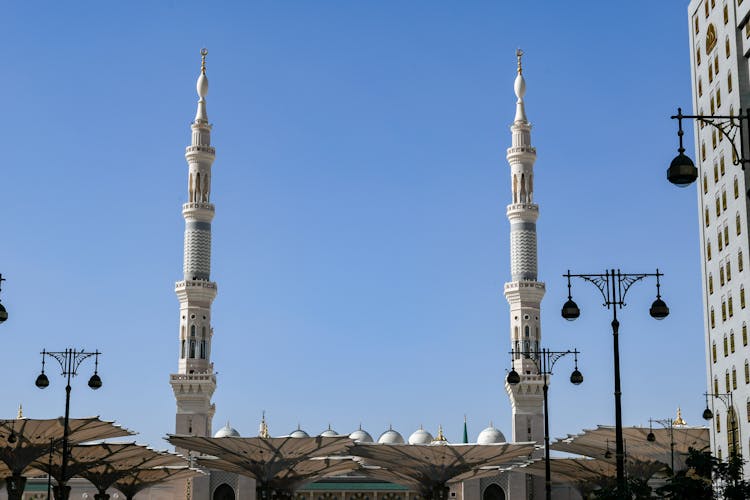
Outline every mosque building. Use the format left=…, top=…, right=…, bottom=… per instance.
left=161, top=49, right=558, bottom=500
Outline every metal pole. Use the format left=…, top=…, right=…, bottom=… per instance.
left=611, top=270, right=625, bottom=491
left=542, top=349, right=551, bottom=500
left=59, top=349, right=72, bottom=500
left=47, top=438, right=53, bottom=500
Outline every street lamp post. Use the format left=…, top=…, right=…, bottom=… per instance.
left=703, top=392, right=738, bottom=458
left=667, top=107, right=750, bottom=190
left=35, top=349, right=102, bottom=500
left=646, top=417, right=677, bottom=474
left=562, top=269, right=668, bottom=494
left=506, top=348, right=583, bottom=500
left=0, top=274, right=8, bottom=324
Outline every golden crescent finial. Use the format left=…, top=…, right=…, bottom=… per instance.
left=516, top=48, right=524, bottom=75
left=200, top=48, right=208, bottom=75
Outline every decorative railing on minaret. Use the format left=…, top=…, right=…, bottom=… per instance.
left=503, top=49, right=545, bottom=462
left=170, top=48, right=217, bottom=441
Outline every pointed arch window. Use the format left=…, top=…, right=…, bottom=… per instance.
left=715, top=163, right=720, bottom=182
left=715, top=54, right=720, bottom=74
left=721, top=156, right=726, bottom=176
left=725, top=223, right=730, bottom=246
left=726, top=36, right=731, bottom=57
left=695, top=16, right=700, bottom=34
left=717, top=88, right=722, bottom=109
left=722, top=189, right=727, bottom=210
left=728, top=408, right=739, bottom=456
left=747, top=399, right=750, bottom=422
left=733, top=366, right=738, bottom=389
left=745, top=360, right=749, bottom=384
left=731, top=328, right=736, bottom=350
left=726, top=370, right=731, bottom=392
left=725, top=333, right=730, bottom=356
left=744, top=322, right=748, bottom=346
left=698, top=44, right=703, bottom=65
left=702, top=142, right=707, bottom=161
left=728, top=71, right=733, bottom=92
left=713, top=341, right=718, bottom=363
left=189, top=339, right=196, bottom=358
left=741, top=286, right=746, bottom=309
left=727, top=261, right=732, bottom=282
left=739, top=250, right=744, bottom=272
left=735, top=176, right=740, bottom=198
left=181, top=340, right=186, bottom=359
left=737, top=212, right=742, bottom=235
left=715, top=376, right=720, bottom=394
left=706, top=208, right=711, bottom=227
left=722, top=299, right=727, bottom=321
left=709, top=273, right=714, bottom=294
left=711, top=306, right=716, bottom=328
left=699, top=77, right=704, bottom=96
left=716, top=196, right=722, bottom=217
left=725, top=5, right=730, bottom=24
left=721, top=264, right=726, bottom=285
left=705, top=174, right=709, bottom=193
left=708, top=241, right=713, bottom=261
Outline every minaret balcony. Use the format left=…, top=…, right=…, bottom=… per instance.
left=175, top=279, right=218, bottom=303
left=185, top=145, right=216, bottom=155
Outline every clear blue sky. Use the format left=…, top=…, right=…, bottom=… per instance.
left=1, top=1, right=704, bottom=450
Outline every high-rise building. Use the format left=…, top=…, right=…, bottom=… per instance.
left=169, top=48, right=218, bottom=483
left=688, top=0, right=750, bottom=472
left=503, top=50, right=546, bottom=500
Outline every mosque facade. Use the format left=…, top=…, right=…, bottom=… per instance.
left=162, top=51, right=564, bottom=500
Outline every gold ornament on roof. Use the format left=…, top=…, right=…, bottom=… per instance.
left=516, top=48, right=524, bottom=75
left=200, top=48, right=208, bottom=75
left=435, top=425, right=447, bottom=442
left=674, top=407, right=687, bottom=426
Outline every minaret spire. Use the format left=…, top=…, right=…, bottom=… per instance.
left=170, top=48, right=218, bottom=448
left=503, top=50, right=545, bottom=498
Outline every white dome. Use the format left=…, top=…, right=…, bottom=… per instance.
left=214, top=423, right=240, bottom=438
left=378, top=428, right=405, bottom=444
left=289, top=427, right=310, bottom=438
left=349, top=427, right=374, bottom=443
left=408, top=428, right=434, bottom=445
left=477, top=426, right=506, bottom=444
left=320, top=425, right=338, bottom=437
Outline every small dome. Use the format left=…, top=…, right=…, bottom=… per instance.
left=408, top=427, right=434, bottom=445
left=214, top=423, right=240, bottom=438
left=289, top=427, right=309, bottom=438
left=477, top=425, right=506, bottom=444
left=320, top=425, right=338, bottom=437
left=378, top=428, right=405, bottom=444
left=349, top=427, right=374, bottom=443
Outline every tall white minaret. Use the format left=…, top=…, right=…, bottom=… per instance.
left=503, top=50, right=545, bottom=499
left=170, top=48, right=217, bottom=441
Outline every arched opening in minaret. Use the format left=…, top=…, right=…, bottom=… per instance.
left=482, top=483, right=505, bottom=500
left=520, top=174, right=526, bottom=203
left=213, top=483, right=235, bottom=500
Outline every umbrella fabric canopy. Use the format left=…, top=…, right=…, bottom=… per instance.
left=113, top=467, right=203, bottom=500
left=550, top=425, right=709, bottom=473
left=167, top=435, right=353, bottom=484
left=31, top=442, right=186, bottom=491
left=197, top=455, right=360, bottom=492
left=518, top=457, right=666, bottom=487
left=351, top=442, right=537, bottom=498
left=0, top=417, right=133, bottom=500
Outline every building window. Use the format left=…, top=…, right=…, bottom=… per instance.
left=715, top=376, right=720, bottom=394
left=725, top=224, right=730, bottom=245
left=722, top=299, right=727, bottom=321
left=706, top=1, right=711, bottom=18
left=703, top=142, right=707, bottom=161
left=699, top=78, right=704, bottom=96
left=719, top=229, right=724, bottom=251
left=717, top=88, right=722, bottom=108
left=704, top=174, right=709, bottom=193
left=725, top=4, right=730, bottom=23
left=710, top=63, right=714, bottom=84
left=190, top=325, right=195, bottom=337
left=711, top=94, right=716, bottom=113
left=189, top=339, right=196, bottom=358
left=745, top=360, right=749, bottom=384
left=726, top=370, right=731, bottom=392
left=725, top=333, right=730, bottom=356
left=731, top=329, right=736, bottom=351
left=747, top=399, right=750, bottom=422
left=715, top=163, right=720, bottom=182
left=728, top=260, right=735, bottom=282
left=744, top=322, right=748, bottom=345
left=721, top=156, right=726, bottom=176
left=737, top=213, right=742, bottom=235
left=729, top=72, right=733, bottom=92
left=715, top=54, right=720, bottom=73
left=698, top=44, right=703, bottom=65
left=716, top=196, right=722, bottom=216
left=696, top=16, right=701, bottom=34
left=735, top=176, right=739, bottom=198
left=181, top=339, right=185, bottom=359
left=708, top=241, right=713, bottom=261
left=710, top=273, right=715, bottom=293
left=721, top=265, right=726, bottom=285
left=733, top=367, right=738, bottom=389
left=726, top=36, right=731, bottom=57
left=714, top=341, right=718, bottom=362
left=742, top=286, right=746, bottom=308
left=723, top=189, right=728, bottom=210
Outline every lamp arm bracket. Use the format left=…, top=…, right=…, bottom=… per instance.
left=672, top=112, right=749, bottom=167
